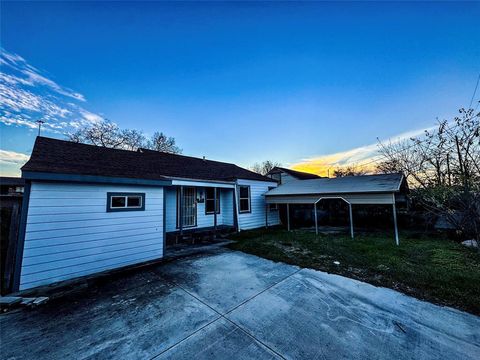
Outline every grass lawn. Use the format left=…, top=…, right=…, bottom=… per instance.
left=228, top=228, right=480, bottom=315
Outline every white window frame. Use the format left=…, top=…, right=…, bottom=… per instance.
left=238, top=185, right=251, bottom=213
left=205, top=187, right=220, bottom=215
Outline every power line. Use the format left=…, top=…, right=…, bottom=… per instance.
left=469, top=72, right=480, bottom=109
left=333, top=76, right=480, bottom=172
left=326, top=123, right=471, bottom=176
left=349, top=122, right=465, bottom=170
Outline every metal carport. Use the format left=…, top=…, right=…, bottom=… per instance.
left=265, top=173, right=407, bottom=245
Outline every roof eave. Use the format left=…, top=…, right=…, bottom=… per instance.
left=22, top=171, right=172, bottom=187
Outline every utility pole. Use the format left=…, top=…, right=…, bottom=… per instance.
left=36, top=120, right=45, bottom=136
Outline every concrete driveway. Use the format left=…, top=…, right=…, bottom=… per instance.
left=1, top=247, right=479, bottom=359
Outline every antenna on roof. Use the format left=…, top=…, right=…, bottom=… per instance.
left=203, top=156, right=206, bottom=161
left=36, top=120, right=45, bottom=136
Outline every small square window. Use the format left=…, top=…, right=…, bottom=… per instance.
left=107, top=193, right=145, bottom=212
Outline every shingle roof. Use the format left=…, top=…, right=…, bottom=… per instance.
left=266, top=173, right=405, bottom=196
left=268, top=166, right=322, bottom=180
left=21, top=137, right=274, bottom=183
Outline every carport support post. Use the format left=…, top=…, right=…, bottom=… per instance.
left=348, top=203, right=354, bottom=239
left=314, top=202, right=318, bottom=235
left=265, top=201, right=268, bottom=228
left=393, top=194, right=399, bottom=246
left=287, top=203, right=291, bottom=231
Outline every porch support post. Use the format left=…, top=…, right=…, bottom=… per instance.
left=314, top=202, right=318, bottom=235
left=348, top=202, right=354, bottom=239
left=265, top=201, right=268, bottom=228
left=213, top=187, right=217, bottom=238
left=179, top=186, right=184, bottom=237
left=233, top=185, right=239, bottom=232
left=392, top=194, right=399, bottom=246
left=287, top=203, right=291, bottom=232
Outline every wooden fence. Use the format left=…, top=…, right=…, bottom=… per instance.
left=1, top=195, right=22, bottom=295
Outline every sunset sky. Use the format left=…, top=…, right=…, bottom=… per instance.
left=1, top=1, right=479, bottom=177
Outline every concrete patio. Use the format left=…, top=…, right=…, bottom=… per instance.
left=1, top=247, right=479, bottom=359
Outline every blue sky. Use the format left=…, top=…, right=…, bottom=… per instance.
left=1, top=1, right=479, bottom=176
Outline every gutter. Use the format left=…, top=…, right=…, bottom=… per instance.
left=22, top=171, right=172, bottom=187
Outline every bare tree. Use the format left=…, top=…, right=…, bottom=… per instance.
left=146, top=132, right=182, bottom=154
left=333, top=164, right=368, bottom=177
left=377, top=107, right=480, bottom=240
left=250, top=160, right=282, bottom=175
left=67, top=119, right=181, bottom=154
left=69, top=120, right=130, bottom=148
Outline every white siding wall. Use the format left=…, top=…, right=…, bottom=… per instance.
left=20, top=182, right=164, bottom=290
left=165, top=187, right=234, bottom=232
left=237, top=179, right=280, bottom=230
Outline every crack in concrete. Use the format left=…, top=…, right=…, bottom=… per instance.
left=151, top=268, right=303, bottom=359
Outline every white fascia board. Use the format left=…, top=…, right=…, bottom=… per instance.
left=170, top=179, right=235, bottom=188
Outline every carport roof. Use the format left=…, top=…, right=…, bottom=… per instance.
left=265, top=173, right=405, bottom=197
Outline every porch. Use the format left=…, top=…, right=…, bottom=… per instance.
left=164, top=183, right=238, bottom=246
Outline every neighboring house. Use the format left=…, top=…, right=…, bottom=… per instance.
left=266, top=166, right=321, bottom=184
left=14, top=137, right=280, bottom=291
left=0, top=176, right=25, bottom=195
left=1, top=177, right=25, bottom=294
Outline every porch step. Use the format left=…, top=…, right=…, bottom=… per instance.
left=0, top=296, right=49, bottom=312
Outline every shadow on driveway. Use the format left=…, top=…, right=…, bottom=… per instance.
left=1, top=247, right=479, bottom=359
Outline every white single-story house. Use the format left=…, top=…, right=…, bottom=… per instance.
left=14, top=137, right=280, bottom=291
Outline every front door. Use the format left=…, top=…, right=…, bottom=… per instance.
left=177, top=187, right=196, bottom=228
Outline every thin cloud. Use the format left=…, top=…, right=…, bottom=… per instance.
left=0, top=48, right=101, bottom=135
left=1, top=48, right=85, bottom=101
left=0, top=149, right=30, bottom=166
left=291, top=125, right=436, bottom=176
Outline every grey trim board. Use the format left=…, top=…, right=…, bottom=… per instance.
left=22, top=171, right=171, bottom=187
